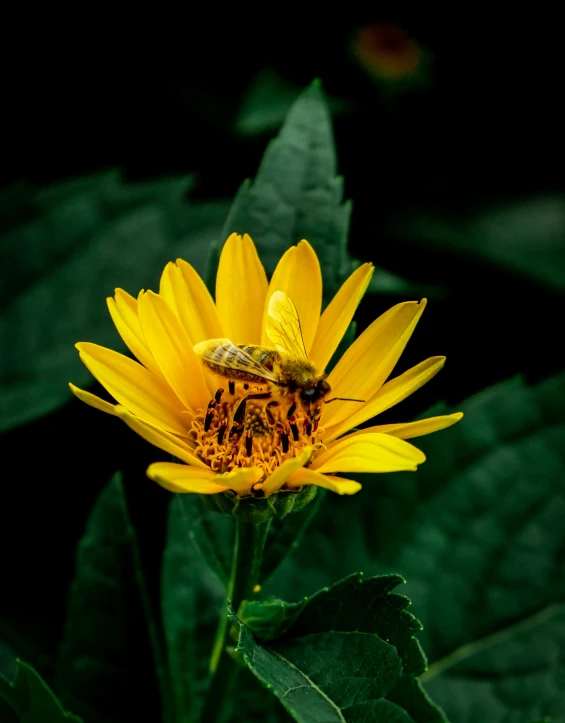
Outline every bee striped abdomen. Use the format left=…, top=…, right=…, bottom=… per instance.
left=201, top=343, right=279, bottom=383
left=239, top=345, right=278, bottom=370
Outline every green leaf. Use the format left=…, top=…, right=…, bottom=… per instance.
left=0, top=641, right=17, bottom=689
left=235, top=573, right=447, bottom=722
left=1, top=660, right=82, bottom=722
left=390, top=196, right=565, bottom=292
left=266, top=372, right=565, bottom=721
left=234, top=68, right=351, bottom=138
left=173, top=495, right=233, bottom=585
left=161, top=496, right=225, bottom=722
left=56, top=473, right=169, bottom=723
left=0, top=173, right=228, bottom=431
left=222, top=79, right=352, bottom=295
left=423, top=604, right=565, bottom=723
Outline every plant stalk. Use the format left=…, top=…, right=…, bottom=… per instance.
left=200, top=517, right=270, bottom=722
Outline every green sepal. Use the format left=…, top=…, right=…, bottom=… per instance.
left=199, top=484, right=318, bottom=523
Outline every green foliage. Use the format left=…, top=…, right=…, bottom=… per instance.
left=0, top=659, right=82, bottom=722
left=0, top=174, right=229, bottom=431
left=56, top=473, right=168, bottom=723
left=265, top=372, right=565, bottom=721
left=235, top=573, right=447, bottom=722
left=390, top=196, right=565, bottom=292
left=423, top=605, right=565, bottom=723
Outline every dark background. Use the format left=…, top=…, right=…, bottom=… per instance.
left=1, top=13, right=564, bottom=720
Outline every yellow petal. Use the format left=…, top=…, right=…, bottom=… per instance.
left=261, top=240, right=322, bottom=353
left=76, top=342, right=186, bottom=435
left=323, top=299, right=427, bottom=428
left=216, top=233, right=268, bottom=344
left=107, top=290, right=162, bottom=377
left=147, top=462, right=228, bottom=494
left=309, top=263, right=374, bottom=371
left=286, top=467, right=362, bottom=495
left=159, top=259, right=223, bottom=343
left=137, top=291, right=210, bottom=413
left=114, top=405, right=208, bottom=468
left=216, top=467, right=264, bottom=495
left=312, top=433, right=426, bottom=474
left=324, top=356, right=446, bottom=443
left=68, top=383, right=117, bottom=415
left=333, top=412, right=464, bottom=444
left=253, top=446, right=312, bottom=496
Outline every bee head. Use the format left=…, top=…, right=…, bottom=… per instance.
left=299, top=379, right=331, bottom=405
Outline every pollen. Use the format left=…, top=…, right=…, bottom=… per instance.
left=189, top=389, right=323, bottom=482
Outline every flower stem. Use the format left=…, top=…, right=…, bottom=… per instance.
left=200, top=517, right=270, bottom=722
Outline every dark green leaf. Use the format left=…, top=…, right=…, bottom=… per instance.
left=423, top=604, right=565, bottom=723
left=235, top=573, right=447, bottom=722
left=229, top=669, right=293, bottom=722
left=222, top=80, right=352, bottom=294
left=0, top=642, right=17, bottom=686
left=173, top=495, right=233, bottom=585
left=266, top=372, right=565, bottom=721
left=367, top=269, right=446, bottom=300
left=0, top=173, right=228, bottom=431
left=161, top=496, right=225, bottom=722
left=56, top=473, right=169, bottom=723
left=0, top=660, right=82, bottom=722
left=234, top=68, right=351, bottom=138
left=390, top=196, right=565, bottom=292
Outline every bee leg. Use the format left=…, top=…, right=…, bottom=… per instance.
left=286, top=401, right=297, bottom=419
left=228, top=380, right=235, bottom=395
left=204, top=388, right=224, bottom=432
left=226, top=392, right=271, bottom=446
left=228, top=398, right=247, bottom=445
left=289, top=422, right=300, bottom=441
left=286, top=401, right=299, bottom=441
left=266, top=401, right=279, bottom=426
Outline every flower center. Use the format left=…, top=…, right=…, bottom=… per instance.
left=189, top=386, right=323, bottom=479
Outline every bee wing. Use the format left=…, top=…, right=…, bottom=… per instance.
left=266, top=290, right=307, bottom=359
left=193, top=338, right=278, bottom=383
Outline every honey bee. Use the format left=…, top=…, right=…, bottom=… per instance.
left=194, top=291, right=361, bottom=440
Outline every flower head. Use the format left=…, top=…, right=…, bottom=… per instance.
left=352, top=23, right=423, bottom=82
left=71, top=233, right=462, bottom=498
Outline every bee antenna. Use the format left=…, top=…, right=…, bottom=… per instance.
left=325, top=397, right=365, bottom=404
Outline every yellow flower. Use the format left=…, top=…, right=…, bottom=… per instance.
left=70, top=233, right=462, bottom=498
